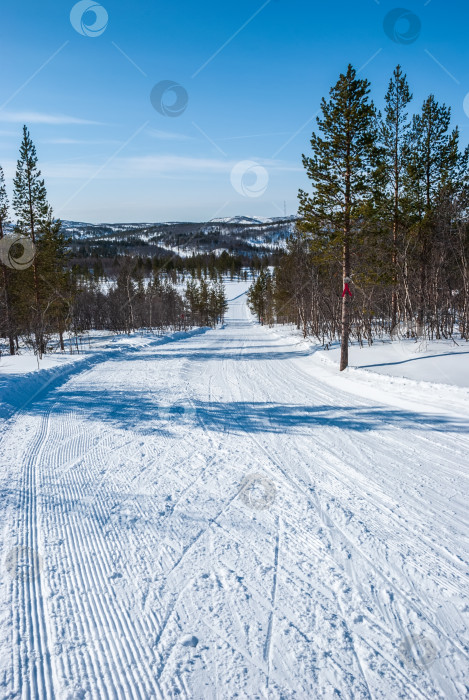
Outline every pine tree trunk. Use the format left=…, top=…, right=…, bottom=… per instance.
left=27, top=178, right=43, bottom=357
left=8, top=327, right=15, bottom=355
left=391, top=219, right=398, bottom=333
left=391, top=126, right=399, bottom=333
left=127, top=276, right=135, bottom=331
left=0, top=220, right=15, bottom=354
left=416, top=168, right=432, bottom=337
left=2, top=266, right=15, bottom=355
left=339, top=238, right=350, bottom=371
left=340, top=151, right=351, bottom=372
left=417, top=241, right=426, bottom=336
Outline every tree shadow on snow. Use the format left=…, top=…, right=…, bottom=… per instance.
left=127, top=342, right=311, bottom=363
left=29, top=388, right=469, bottom=436
left=358, top=350, right=469, bottom=369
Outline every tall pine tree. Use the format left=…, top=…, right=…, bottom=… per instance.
left=298, top=64, right=379, bottom=370
left=13, top=126, right=50, bottom=355
left=12, top=126, right=69, bottom=356
left=380, top=65, right=413, bottom=332
left=405, top=96, right=463, bottom=333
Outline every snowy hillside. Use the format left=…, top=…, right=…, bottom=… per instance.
left=58, top=216, right=297, bottom=257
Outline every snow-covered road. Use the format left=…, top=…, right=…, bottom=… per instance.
left=1, top=282, right=468, bottom=699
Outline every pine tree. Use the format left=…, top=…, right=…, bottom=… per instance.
left=38, top=214, right=70, bottom=350
left=0, top=166, right=16, bottom=354
left=185, top=279, right=200, bottom=325
left=214, top=281, right=228, bottom=324
left=298, top=64, right=380, bottom=370
left=198, top=278, right=209, bottom=325
left=405, top=96, right=464, bottom=333
left=13, top=126, right=50, bottom=356
left=380, top=65, right=413, bottom=331
left=247, top=269, right=274, bottom=323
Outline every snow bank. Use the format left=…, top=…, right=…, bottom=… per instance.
left=0, top=353, right=95, bottom=420
left=325, top=336, right=469, bottom=387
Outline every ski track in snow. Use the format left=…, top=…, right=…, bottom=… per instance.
left=0, top=281, right=468, bottom=699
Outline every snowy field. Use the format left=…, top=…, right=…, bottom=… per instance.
left=0, top=281, right=468, bottom=698
left=319, top=334, right=469, bottom=387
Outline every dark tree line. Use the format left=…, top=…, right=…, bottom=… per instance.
left=68, top=266, right=227, bottom=340
left=249, top=65, right=469, bottom=369
left=70, top=249, right=262, bottom=282
left=0, top=127, right=228, bottom=357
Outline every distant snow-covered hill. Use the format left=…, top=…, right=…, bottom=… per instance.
left=2, top=216, right=297, bottom=258
left=209, top=215, right=297, bottom=226
left=60, top=215, right=298, bottom=257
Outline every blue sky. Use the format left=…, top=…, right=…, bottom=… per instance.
left=1, top=0, right=468, bottom=223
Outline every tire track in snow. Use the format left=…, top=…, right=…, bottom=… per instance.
left=41, top=397, right=166, bottom=697
left=263, top=515, right=281, bottom=689
left=41, top=405, right=112, bottom=699
left=11, top=357, right=169, bottom=698
left=13, top=407, right=55, bottom=699
left=35, top=402, right=134, bottom=698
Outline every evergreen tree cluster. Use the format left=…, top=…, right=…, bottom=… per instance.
left=185, top=279, right=228, bottom=327
left=69, top=247, right=265, bottom=285
left=260, top=65, right=469, bottom=368
left=68, top=263, right=227, bottom=338
left=247, top=269, right=274, bottom=325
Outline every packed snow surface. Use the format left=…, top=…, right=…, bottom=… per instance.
left=0, top=281, right=468, bottom=698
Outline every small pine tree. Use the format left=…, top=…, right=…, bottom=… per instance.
left=214, top=281, right=228, bottom=324
left=247, top=269, right=274, bottom=323
left=38, top=214, right=70, bottom=350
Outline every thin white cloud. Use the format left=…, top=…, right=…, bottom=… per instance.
left=124, top=155, right=233, bottom=174
left=41, top=138, right=121, bottom=145
left=0, top=155, right=301, bottom=181
left=0, top=111, right=106, bottom=125
left=122, top=155, right=301, bottom=175
left=33, top=155, right=231, bottom=180
left=147, top=128, right=194, bottom=142
left=219, top=131, right=292, bottom=141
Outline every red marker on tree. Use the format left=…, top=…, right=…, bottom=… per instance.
left=342, top=276, right=352, bottom=298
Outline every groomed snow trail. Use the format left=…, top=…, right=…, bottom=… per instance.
left=1, top=282, right=468, bottom=699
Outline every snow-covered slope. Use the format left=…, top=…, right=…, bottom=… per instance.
left=0, top=284, right=467, bottom=698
